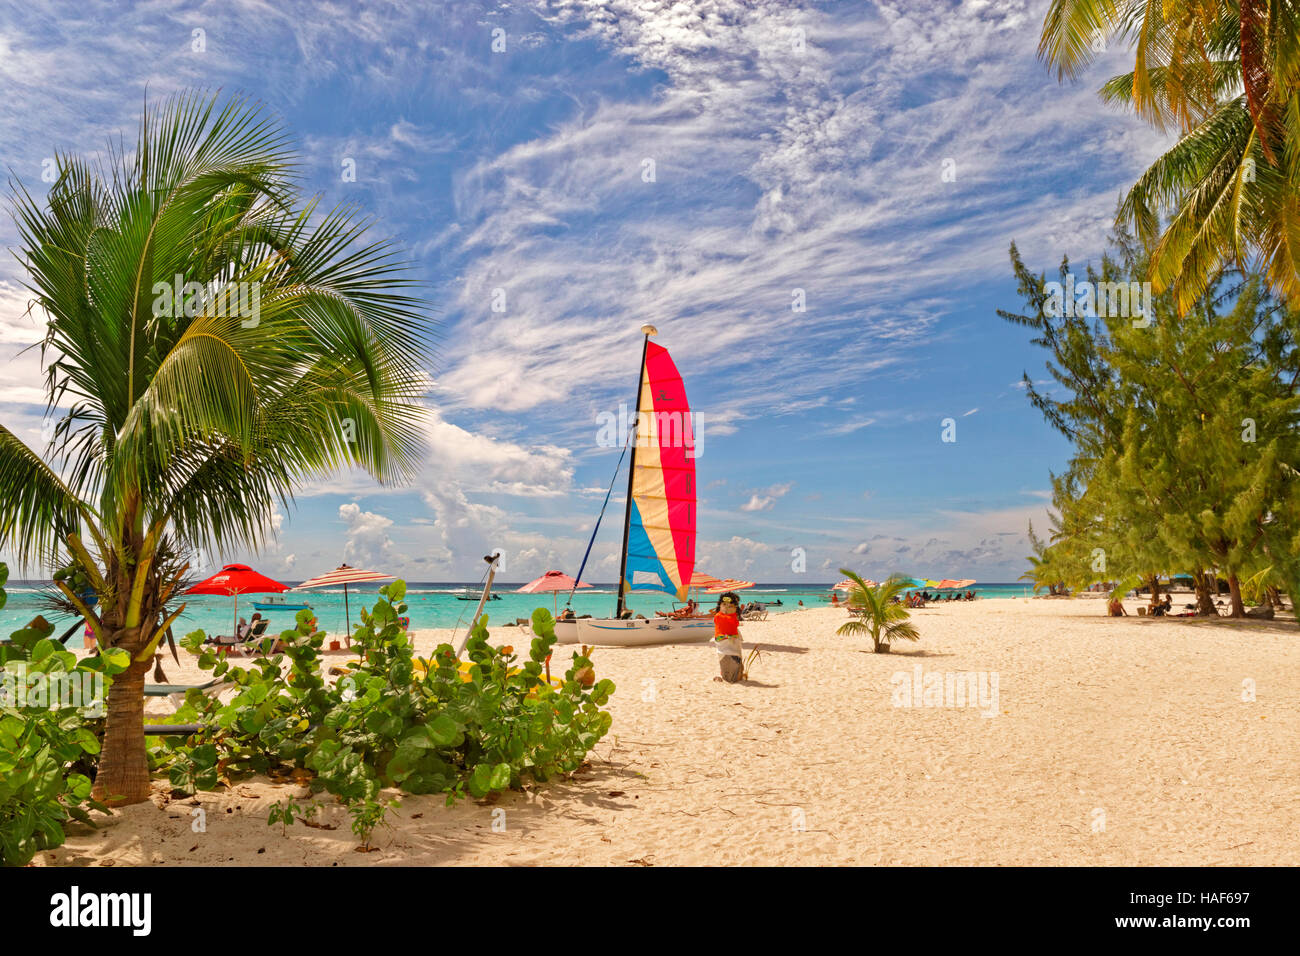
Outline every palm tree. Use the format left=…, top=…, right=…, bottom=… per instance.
left=834, top=570, right=920, bottom=653
left=1038, top=1, right=1300, bottom=308
left=0, top=92, right=429, bottom=805
left=1018, top=520, right=1070, bottom=596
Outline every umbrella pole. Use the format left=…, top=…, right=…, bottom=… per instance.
left=232, top=594, right=238, bottom=641
left=344, top=584, right=351, bottom=647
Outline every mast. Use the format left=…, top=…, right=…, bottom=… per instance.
left=615, top=325, right=657, bottom=617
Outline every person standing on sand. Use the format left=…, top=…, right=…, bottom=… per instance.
left=713, top=591, right=744, bottom=682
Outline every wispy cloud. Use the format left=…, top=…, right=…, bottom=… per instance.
left=0, top=0, right=1163, bottom=581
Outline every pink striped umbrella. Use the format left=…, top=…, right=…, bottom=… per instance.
left=833, top=578, right=878, bottom=591
left=516, top=570, right=591, bottom=612
left=294, top=563, right=394, bottom=640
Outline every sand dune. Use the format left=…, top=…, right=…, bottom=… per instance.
left=38, top=599, right=1300, bottom=866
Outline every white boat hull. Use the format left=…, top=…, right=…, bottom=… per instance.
left=564, top=617, right=714, bottom=647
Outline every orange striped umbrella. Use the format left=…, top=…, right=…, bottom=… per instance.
left=705, top=579, right=756, bottom=593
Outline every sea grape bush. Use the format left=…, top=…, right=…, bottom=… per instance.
left=0, top=563, right=129, bottom=866
left=163, top=582, right=614, bottom=830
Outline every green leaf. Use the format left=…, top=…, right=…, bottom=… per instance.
left=468, top=763, right=493, bottom=798
left=422, top=713, right=456, bottom=746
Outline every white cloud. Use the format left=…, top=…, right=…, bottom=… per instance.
left=339, top=502, right=398, bottom=568
left=738, top=481, right=794, bottom=512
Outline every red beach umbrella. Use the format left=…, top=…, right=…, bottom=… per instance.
left=187, top=564, right=289, bottom=639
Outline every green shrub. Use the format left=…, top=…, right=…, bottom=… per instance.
left=163, top=582, right=614, bottom=839
left=0, top=563, right=129, bottom=866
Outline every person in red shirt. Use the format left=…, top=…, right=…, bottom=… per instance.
left=713, top=591, right=744, bottom=682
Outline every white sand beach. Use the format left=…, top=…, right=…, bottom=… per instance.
left=38, top=599, right=1300, bottom=867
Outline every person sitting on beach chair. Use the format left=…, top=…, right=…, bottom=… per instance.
left=207, top=617, right=271, bottom=653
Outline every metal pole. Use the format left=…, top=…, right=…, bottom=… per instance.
left=456, top=553, right=500, bottom=656
left=616, top=330, right=653, bottom=618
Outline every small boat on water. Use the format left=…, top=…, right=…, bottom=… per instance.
left=456, top=588, right=500, bottom=601
left=557, top=325, right=710, bottom=647
left=252, top=596, right=313, bottom=612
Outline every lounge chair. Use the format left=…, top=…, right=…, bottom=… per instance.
left=204, top=618, right=271, bottom=655
left=144, top=677, right=229, bottom=708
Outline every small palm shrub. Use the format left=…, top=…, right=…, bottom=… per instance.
left=835, top=569, right=921, bottom=653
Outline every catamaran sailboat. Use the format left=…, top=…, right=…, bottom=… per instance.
left=555, top=325, right=713, bottom=647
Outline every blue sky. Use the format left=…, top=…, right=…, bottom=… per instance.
left=0, top=0, right=1170, bottom=584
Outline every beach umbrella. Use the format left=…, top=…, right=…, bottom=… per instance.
left=933, top=578, right=977, bottom=590
left=690, top=571, right=725, bottom=589
left=705, top=579, right=756, bottom=593
left=187, top=564, right=289, bottom=639
left=294, top=564, right=394, bottom=640
left=832, top=578, right=878, bottom=591
left=686, top=571, right=725, bottom=605
left=517, top=569, right=591, bottom=613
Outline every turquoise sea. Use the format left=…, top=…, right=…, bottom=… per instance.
left=0, top=580, right=1035, bottom=644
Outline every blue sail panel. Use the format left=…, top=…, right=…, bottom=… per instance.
left=623, top=498, right=675, bottom=595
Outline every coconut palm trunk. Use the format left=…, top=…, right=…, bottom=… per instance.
left=98, top=655, right=151, bottom=803
left=0, top=92, right=430, bottom=806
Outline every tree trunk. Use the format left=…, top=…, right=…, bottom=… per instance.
left=1147, top=574, right=1162, bottom=611
left=93, top=653, right=153, bottom=806
left=1194, top=572, right=1218, bottom=616
left=1227, top=574, right=1246, bottom=618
